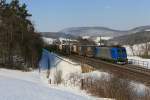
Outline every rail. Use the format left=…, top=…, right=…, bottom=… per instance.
left=54, top=55, right=80, bottom=66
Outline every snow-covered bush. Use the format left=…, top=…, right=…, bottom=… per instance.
left=54, top=70, right=62, bottom=85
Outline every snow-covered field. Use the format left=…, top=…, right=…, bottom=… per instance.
left=0, top=49, right=113, bottom=100
left=0, top=68, right=113, bottom=100
left=1, top=48, right=150, bottom=100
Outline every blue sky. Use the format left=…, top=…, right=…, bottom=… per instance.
left=19, top=0, right=150, bottom=32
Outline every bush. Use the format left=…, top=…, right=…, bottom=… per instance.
left=54, top=70, right=62, bottom=85
left=81, top=75, right=135, bottom=100
left=104, top=77, right=134, bottom=100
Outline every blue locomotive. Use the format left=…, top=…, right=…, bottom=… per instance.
left=75, top=45, right=127, bottom=64
left=95, top=46, right=127, bottom=64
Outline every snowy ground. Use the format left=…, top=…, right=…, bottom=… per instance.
left=0, top=68, right=113, bottom=100
left=42, top=37, right=56, bottom=45
left=54, top=55, right=150, bottom=94
left=124, top=45, right=150, bottom=68
left=128, top=56, right=150, bottom=69
left=0, top=54, right=149, bottom=100
left=124, top=43, right=150, bottom=56
left=39, top=49, right=150, bottom=98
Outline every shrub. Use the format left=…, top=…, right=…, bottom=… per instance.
left=54, top=70, right=62, bottom=85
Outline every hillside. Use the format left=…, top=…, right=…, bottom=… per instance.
left=109, top=31, right=150, bottom=45
left=40, top=26, right=150, bottom=41
left=40, top=32, right=76, bottom=39
left=0, top=68, right=109, bottom=100
left=60, top=27, right=127, bottom=37
left=40, top=32, right=66, bottom=38
left=59, top=26, right=150, bottom=38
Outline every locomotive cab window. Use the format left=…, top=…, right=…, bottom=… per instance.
left=117, top=49, right=122, bottom=54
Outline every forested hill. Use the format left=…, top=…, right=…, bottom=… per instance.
left=59, top=26, right=150, bottom=37
left=109, top=31, right=150, bottom=45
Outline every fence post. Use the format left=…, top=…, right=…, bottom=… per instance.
left=90, top=78, right=92, bottom=88
left=49, top=79, right=51, bottom=84
left=81, top=79, right=84, bottom=90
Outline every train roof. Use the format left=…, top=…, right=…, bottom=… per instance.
left=76, top=45, right=124, bottom=48
left=58, top=44, right=125, bottom=48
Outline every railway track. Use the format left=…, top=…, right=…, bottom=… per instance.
left=69, top=55, right=150, bottom=86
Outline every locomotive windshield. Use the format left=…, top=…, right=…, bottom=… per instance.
left=117, top=49, right=122, bottom=54
left=117, top=48, right=127, bottom=58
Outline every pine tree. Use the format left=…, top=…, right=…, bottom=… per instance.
left=0, top=0, right=43, bottom=70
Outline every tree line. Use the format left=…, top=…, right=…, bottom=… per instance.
left=0, top=0, right=43, bottom=70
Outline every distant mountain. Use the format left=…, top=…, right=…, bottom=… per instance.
left=59, top=25, right=150, bottom=37
left=108, top=31, right=150, bottom=45
left=40, top=25, right=150, bottom=42
left=129, top=25, right=150, bottom=33
left=40, top=32, right=76, bottom=39
left=60, top=27, right=126, bottom=37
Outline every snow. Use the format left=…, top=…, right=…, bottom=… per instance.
left=42, top=37, right=56, bottom=44
left=39, top=49, right=113, bottom=100
left=82, top=36, right=90, bottom=39
left=39, top=49, right=110, bottom=85
left=131, top=82, right=149, bottom=96
left=59, top=37, right=77, bottom=45
left=0, top=68, right=111, bottom=100
left=44, top=58, right=82, bottom=85
left=124, top=45, right=150, bottom=68
left=81, top=71, right=110, bottom=80
left=45, top=55, right=150, bottom=98
left=145, top=29, right=150, bottom=32
left=0, top=69, right=40, bottom=84
left=124, top=43, right=150, bottom=56
left=127, top=56, right=150, bottom=68
left=0, top=49, right=112, bottom=100
left=48, top=54, right=150, bottom=96
left=38, top=49, right=150, bottom=99
left=92, top=37, right=112, bottom=45
left=1, top=48, right=150, bottom=100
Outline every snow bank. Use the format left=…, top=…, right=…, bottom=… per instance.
left=47, top=58, right=82, bottom=84
left=40, top=51, right=110, bottom=85
left=0, top=68, right=112, bottom=100
left=124, top=45, right=150, bottom=68
left=42, top=37, right=56, bottom=45
left=124, top=43, right=150, bottom=56
left=0, top=68, right=40, bottom=84
left=131, top=82, right=150, bottom=96
left=46, top=59, right=114, bottom=100
left=39, top=49, right=114, bottom=100
left=127, top=56, right=150, bottom=69
left=81, top=71, right=110, bottom=80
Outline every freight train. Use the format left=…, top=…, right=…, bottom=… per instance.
left=58, top=45, right=128, bottom=64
